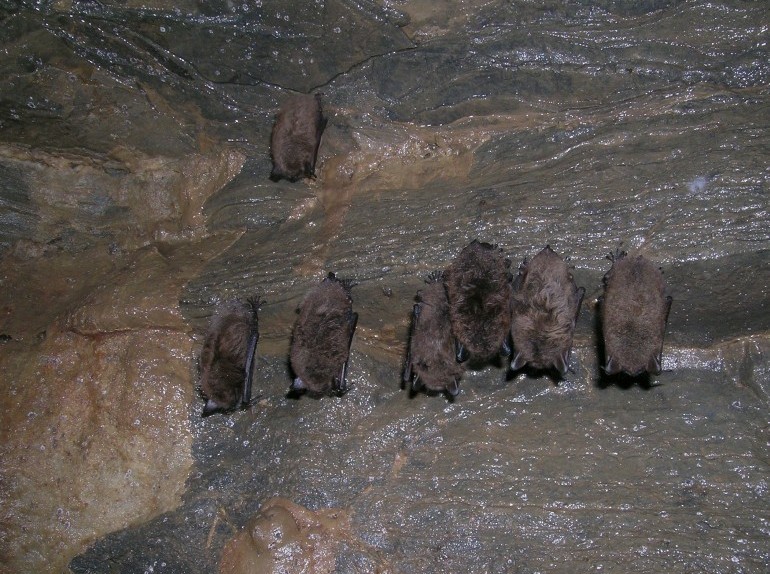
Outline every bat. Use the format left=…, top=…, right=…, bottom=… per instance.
left=290, top=273, right=358, bottom=396
left=199, top=296, right=260, bottom=416
left=443, top=240, right=513, bottom=364
left=510, top=245, right=584, bottom=376
left=600, top=250, right=672, bottom=377
left=269, top=93, right=327, bottom=182
left=404, top=271, right=465, bottom=397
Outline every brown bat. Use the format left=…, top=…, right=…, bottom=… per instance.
left=404, top=271, right=465, bottom=397
left=290, top=273, right=358, bottom=396
left=600, top=250, right=672, bottom=376
left=510, top=245, right=585, bottom=376
left=269, top=93, right=327, bottom=182
left=199, top=297, right=260, bottom=417
left=443, top=240, right=513, bottom=364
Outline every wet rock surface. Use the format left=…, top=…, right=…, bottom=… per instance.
left=0, top=0, right=768, bottom=573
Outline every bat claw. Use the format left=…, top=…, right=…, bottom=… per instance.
left=333, top=375, right=348, bottom=395
left=511, top=352, right=526, bottom=371
left=648, top=354, right=662, bottom=375
left=202, top=399, right=221, bottom=417
left=455, top=340, right=469, bottom=363
left=603, top=356, right=620, bottom=375
left=553, top=352, right=569, bottom=377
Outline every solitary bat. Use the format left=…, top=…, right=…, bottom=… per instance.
left=290, top=273, right=358, bottom=396
left=443, top=240, right=513, bottom=364
left=404, top=271, right=465, bottom=397
left=510, top=246, right=585, bottom=376
left=199, top=296, right=260, bottom=417
left=600, top=251, right=672, bottom=376
left=269, top=93, right=327, bottom=182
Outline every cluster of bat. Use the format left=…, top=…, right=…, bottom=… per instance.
left=198, top=272, right=357, bottom=416
left=198, top=96, right=672, bottom=415
left=199, top=93, right=336, bottom=415
left=198, top=241, right=672, bottom=416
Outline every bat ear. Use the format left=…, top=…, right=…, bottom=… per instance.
left=511, top=352, right=526, bottom=371
left=202, top=399, right=220, bottom=417
left=291, top=377, right=306, bottom=391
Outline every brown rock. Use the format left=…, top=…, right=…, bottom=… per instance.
left=219, top=498, right=350, bottom=574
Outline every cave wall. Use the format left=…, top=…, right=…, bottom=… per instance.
left=0, top=1, right=768, bottom=572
